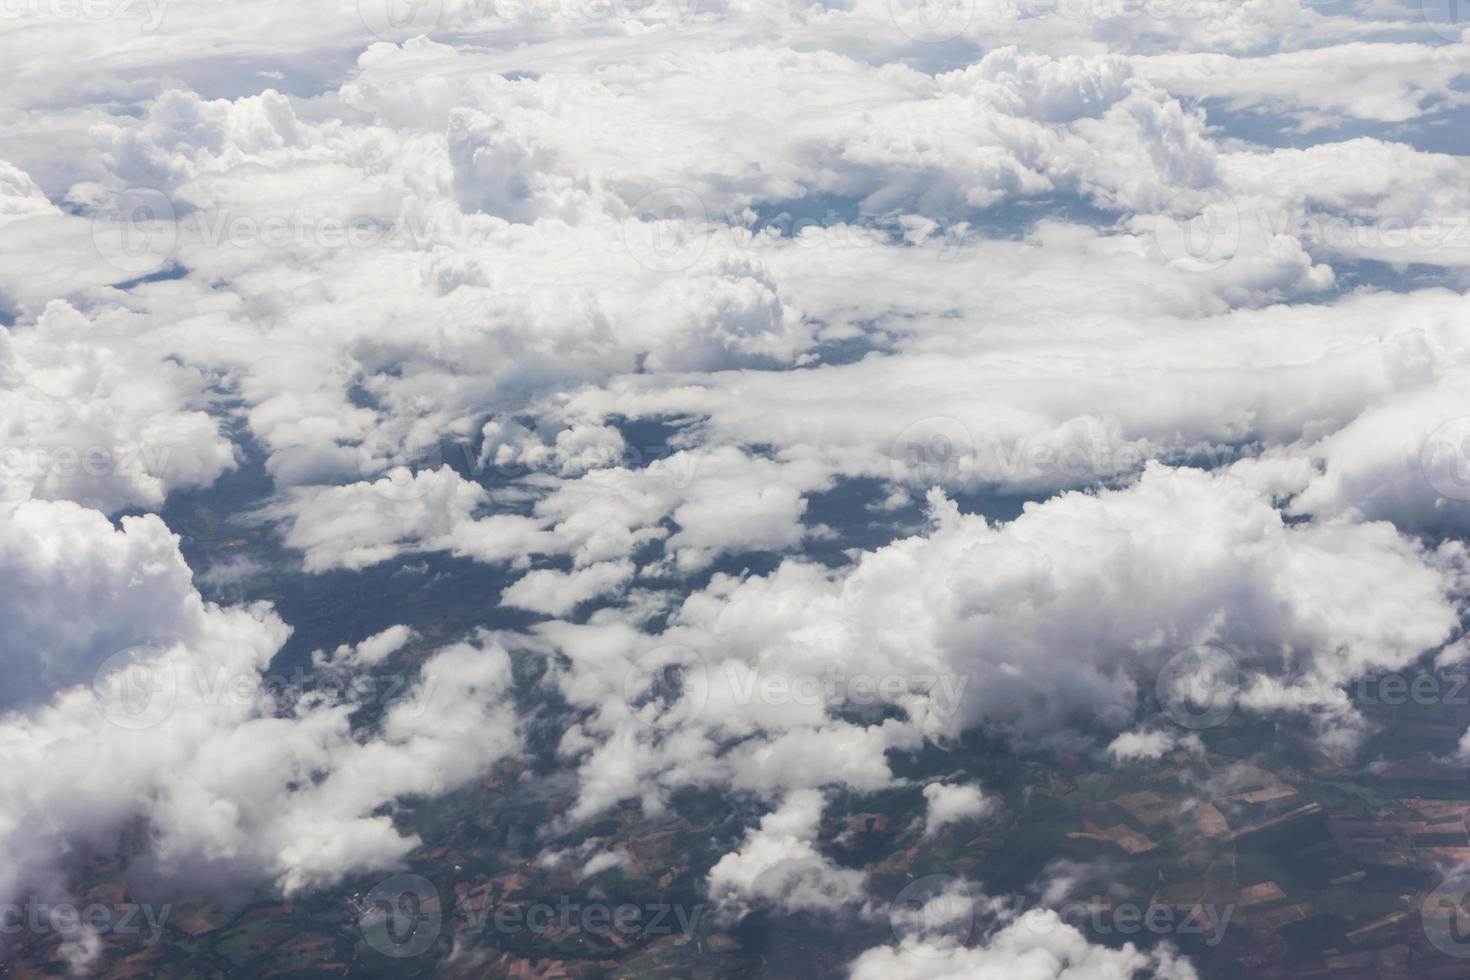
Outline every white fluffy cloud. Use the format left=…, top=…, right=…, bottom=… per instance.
left=1137, top=42, right=1470, bottom=127
left=0, top=499, right=208, bottom=708
left=502, top=559, right=637, bottom=616
left=670, top=466, right=1458, bottom=738
left=4, top=0, right=1470, bottom=973
left=513, top=463, right=1461, bottom=832
left=1106, top=729, right=1179, bottom=763
left=708, top=789, right=871, bottom=920
left=849, top=911, right=1200, bottom=980
left=0, top=301, right=235, bottom=512
left=0, top=494, right=521, bottom=908
left=922, top=782, right=994, bottom=836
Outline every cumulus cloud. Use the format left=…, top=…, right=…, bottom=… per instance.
left=0, top=499, right=213, bottom=709
left=0, top=301, right=235, bottom=512
left=4, top=0, right=1470, bottom=973
left=508, top=463, right=1461, bottom=833
left=1106, top=729, right=1179, bottom=763
left=279, top=466, right=488, bottom=572
left=922, top=782, right=994, bottom=836
left=502, top=560, right=637, bottom=616
left=0, top=496, right=521, bottom=907
left=849, top=910, right=1200, bottom=980
left=313, top=623, right=417, bottom=670
left=1138, top=43, right=1470, bottom=127
left=707, top=789, right=870, bottom=920
left=669, top=466, right=1458, bottom=738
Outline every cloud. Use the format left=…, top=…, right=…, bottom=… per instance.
left=707, top=789, right=871, bottom=920
left=3, top=2, right=1470, bottom=974
left=0, top=498, right=212, bottom=710
left=314, top=623, right=417, bottom=669
left=510, top=463, right=1460, bottom=832
left=1137, top=42, right=1470, bottom=126
left=1105, top=729, right=1178, bottom=763
left=0, top=496, right=521, bottom=906
left=664, top=465, right=1458, bottom=742
left=922, top=782, right=994, bottom=836
left=502, top=559, right=637, bottom=616
left=279, top=466, right=488, bottom=572
left=849, top=910, right=1200, bottom=980
left=0, top=300, right=236, bottom=512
